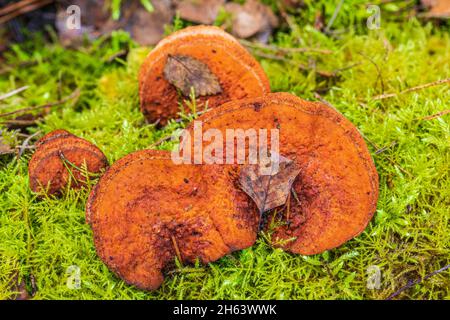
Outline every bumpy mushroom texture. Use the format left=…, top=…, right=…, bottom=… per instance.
left=188, top=92, right=379, bottom=255
left=87, top=150, right=258, bottom=291
left=139, top=25, right=270, bottom=126
left=28, top=130, right=109, bottom=195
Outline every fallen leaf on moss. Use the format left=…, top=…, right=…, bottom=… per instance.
left=239, top=154, right=300, bottom=214
left=0, top=138, right=13, bottom=155
left=56, top=0, right=173, bottom=46
left=7, top=273, right=31, bottom=300
left=421, top=0, right=450, bottom=18
left=163, top=54, right=223, bottom=97
left=225, top=0, right=279, bottom=42
left=176, top=0, right=225, bottom=24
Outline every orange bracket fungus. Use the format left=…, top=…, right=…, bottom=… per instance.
left=139, top=25, right=270, bottom=125
left=28, top=130, right=108, bottom=195
left=86, top=150, right=258, bottom=291
left=187, top=92, right=379, bottom=255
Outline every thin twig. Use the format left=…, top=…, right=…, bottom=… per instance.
left=285, top=192, right=291, bottom=222
left=276, top=1, right=297, bottom=32
left=171, top=235, right=183, bottom=266
left=240, top=39, right=333, bottom=55
left=252, top=51, right=336, bottom=78
left=387, top=264, right=450, bottom=300
left=0, top=86, right=29, bottom=101
left=0, top=0, right=54, bottom=25
left=0, top=88, right=80, bottom=118
left=103, top=49, right=128, bottom=63
left=358, top=52, right=385, bottom=94
left=325, top=0, right=344, bottom=33
left=375, top=141, right=397, bottom=155
left=17, top=130, right=41, bottom=158
left=0, top=0, right=41, bottom=16
left=148, top=135, right=172, bottom=148
left=362, top=134, right=412, bottom=177
left=314, top=92, right=338, bottom=111
left=417, top=110, right=450, bottom=121
left=372, top=78, right=450, bottom=100
left=0, top=59, right=47, bottom=76
left=1, top=119, right=38, bottom=126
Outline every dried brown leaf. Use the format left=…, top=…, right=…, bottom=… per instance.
left=176, top=0, right=225, bottom=25
left=239, top=154, right=300, bottom=213
left=56, top=0, right=174, bottom=46
left=225, top=0, right=279, bottom=41
left=0, top=137, right=13, bottom=155
left=163, top=54, right=222, bottom=97
left=7, top=273, right=31, bottom=300
left=421, top=0, right=450, bottom=18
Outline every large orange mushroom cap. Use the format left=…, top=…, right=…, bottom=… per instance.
left=87, top=150, right=258, bottom=291
left=139, top=25, right=271, bottom=125
left=28, top=130, right=109, bottom=195
left=189, top=93, right=379, bottom=255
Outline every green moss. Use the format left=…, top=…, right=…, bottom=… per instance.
left=0, top=1, right=449, bottom=300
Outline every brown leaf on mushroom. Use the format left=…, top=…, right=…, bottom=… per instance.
left=175, top=0, right=225, bottom=25
left=163, top=54, right=223, bottom=97
left=239, top=154, right=300, bottom=214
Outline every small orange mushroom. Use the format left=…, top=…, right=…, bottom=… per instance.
left=28, top=130, right=109, bottom=195
left=188, top=92, right=379, bottom=255
left=87, top=149, right=258, bottom=291
left=139, top=25, right=271, bottom=125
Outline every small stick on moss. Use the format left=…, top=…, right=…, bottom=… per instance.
left=387, top=264, right=450, bottom=300
left=0, top=86, right=29, bottom=101
left=372, top=78, right=450, bottom=100
left=148, top=135, right=172, bottom=148
left=171, top=235, right=183, bottom=266
left=358, top=52, right=385, bottom=94
left=0, top=0, right=53, bottom=25
left=362, top=134, right=413, bottom=178
left=324, top=0, right=344, bottom=33
left=103, top=49, right=129, bottom=63
left=0, top=89, right=80, bottom=118
left=0, top=59, right=41, bottom=76
left=417, top=109, right=450, bottom=121
left=252, top=51, right=336, bottom=78
left=17, top=130, right=41, bottom=158
left=375, top=141, right=397, bottom=155
left=239, top=39, right=333, bottom=55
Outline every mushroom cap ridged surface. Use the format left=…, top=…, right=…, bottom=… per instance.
left=28, top=130, right=109, bottom=195
left=87, top=150, right=258, bottom=291
left=139, top=25, right=270, bottom=125
left=188, top=92, right=379, bottom=255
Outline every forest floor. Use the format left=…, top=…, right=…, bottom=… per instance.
left=0, top=2, right=449, bottom=299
